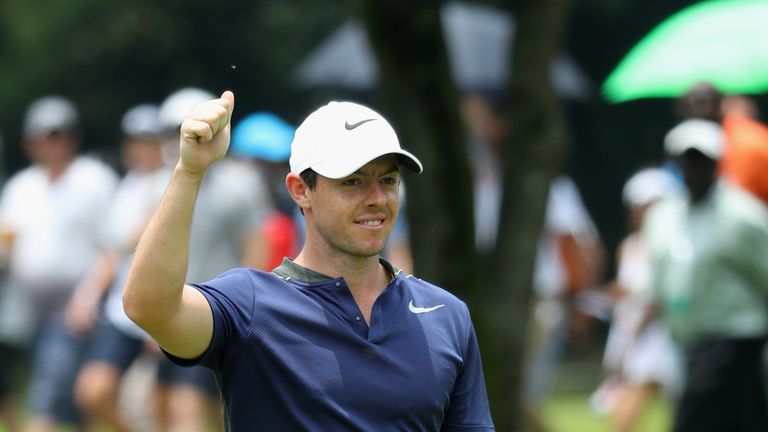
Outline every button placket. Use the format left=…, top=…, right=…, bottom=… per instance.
left=332, top=279, right=369, bottom=337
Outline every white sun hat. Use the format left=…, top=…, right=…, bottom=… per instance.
left=664, top=119, right=723, bottom=160
left=289, top=101, right=423, bottom=179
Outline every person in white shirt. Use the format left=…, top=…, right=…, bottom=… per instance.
left=592, top=167, right=681, bottom=431
left=154, top=88, right=273, bottom=432
left=524, top=176, right=605, bottom=427
left=0, top=96, right=118, bottom=432
left=71, top=103, right=172, bottom=432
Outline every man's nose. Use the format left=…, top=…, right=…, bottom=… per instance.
left=365, top=183, right=387, bottom=206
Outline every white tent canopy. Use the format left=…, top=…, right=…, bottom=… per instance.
left=294, top=1, right=592, bottom=100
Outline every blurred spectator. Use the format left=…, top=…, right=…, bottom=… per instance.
left=0, top=96, right=118, bottom=432
left=0, top=341, right=20, bottom=432
left=161, top=88, right=273, bottom=284
left=72, top=103, right=171, bottom=431
left=0, top=129, right=25, bottom=432
left=230, top=112, right=298, bottom=270
left=523, top=175, right=605, bottom=426
left=674, top=81, right=723, bottom=124
left=644, top=119, right=768, bottom=431
left=719, top=95, right=768, bottom=203
left=461, top=92, right=606, bottom=430
left=721, top=94, right=758, bottom=120
left=461, top=92, right=504, bottom=253
left=676, top=82, right=768, bottom=204
left=591, top=167, right=681, bottom=432
left=151, top=87, right=273, bottom=432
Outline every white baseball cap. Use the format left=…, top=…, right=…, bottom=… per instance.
left=289, top=101, right=423, bottom=179
left=158, top=87, right=215, bottom=131
left=23, top=96, right=79, bottom=138
left=121, top=104, right=163, bottom=137
left=622, top=167, right=675, bottom=207
left=664, top=119, right=723, bottom=160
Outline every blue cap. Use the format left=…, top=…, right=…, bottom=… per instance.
left=231, top=112, right=295, bottom=162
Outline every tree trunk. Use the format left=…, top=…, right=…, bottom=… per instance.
left=354, top=0, right=477, bottom=299
left=479, top=0, right=571, bottom=430
left=354, top=0, right=570, bottom=430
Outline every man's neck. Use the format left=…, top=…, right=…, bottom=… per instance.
left=295, top=248, right=390, bottom=325
left=293, top=249, right=388, bottom=297
left=44, top=159, right=74, bottom=183
left=688, top=181, right=717, bottom=205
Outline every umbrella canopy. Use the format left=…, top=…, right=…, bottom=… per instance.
left=603, top=0, right=768, bottom=103
left=294, top=1, right=592, bottom=100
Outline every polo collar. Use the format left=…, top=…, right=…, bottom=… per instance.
left=273, top=257, right=397, bottom=284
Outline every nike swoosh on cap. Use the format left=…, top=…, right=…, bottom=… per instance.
left=408, top=300, right=445, bottom=314
left=344, top=118, right=376, bottom=130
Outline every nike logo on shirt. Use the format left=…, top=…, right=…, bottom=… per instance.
left=408, top=300, right=445, bottom=314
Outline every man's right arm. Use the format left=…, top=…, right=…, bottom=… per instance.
left=123, top=91, right=235, bottom=359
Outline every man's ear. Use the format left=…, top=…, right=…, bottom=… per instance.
left=285, top=173, right=311, bottom=213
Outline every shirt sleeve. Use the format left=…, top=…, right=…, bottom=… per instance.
left=639, top=200, right=668, bottom=303
left=164, top=269, right=255, bottom=371
left=0, top=176, right=26, bottom=231
left=442, top=305, right=495, bottom=431
left=730, top=213, right=768, bottom=295
left=718, top=186, right=768, bottom=295
left=94, top=168, right=119, bottom=249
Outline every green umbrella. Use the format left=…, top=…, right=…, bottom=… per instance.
left=603, top=0, right=768, bottom=103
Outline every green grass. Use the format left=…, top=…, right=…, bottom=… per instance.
left=0, top=336, right=671, bottom=432
left=0, top=393, right=671, bottom=432
left=541, top=391, right=672, bottom=432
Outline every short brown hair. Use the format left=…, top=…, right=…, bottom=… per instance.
left=297, top=169, right=318, bottom=216
left=300, top=168, right=317, bottom=190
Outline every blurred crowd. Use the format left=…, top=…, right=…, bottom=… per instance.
left=462, top=82, right=768, bottom=432
left=0, top=81, right=767, bottom=432
left=0, top=87, right=307, bottom=432
left=519, top=82, right=768, bottom=432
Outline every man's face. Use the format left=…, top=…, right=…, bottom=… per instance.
left=122, top=136, right=164, bottom=172
left=24, top=130, right=77, bottom=166
left=677, top=149, right=718, bottom=202
left=306, top=155, right=401, bottom=258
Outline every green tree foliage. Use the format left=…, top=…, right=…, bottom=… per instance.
left=0, top=0, right=346, bottom=172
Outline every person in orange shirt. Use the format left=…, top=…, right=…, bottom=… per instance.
left=675, top=83, right=768, bottom=205
left=720, top=95, right=768, bottom=204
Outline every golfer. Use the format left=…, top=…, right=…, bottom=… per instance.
left=123, top=91, right=494, bottom=431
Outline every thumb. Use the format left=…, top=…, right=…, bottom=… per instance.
left=221, top=90, right=235, bottom=125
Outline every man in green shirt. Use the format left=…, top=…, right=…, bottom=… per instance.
left=643, top=119, right=768, bottom=432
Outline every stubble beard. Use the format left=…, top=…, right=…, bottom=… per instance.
left=317, top=223, right=389, bottom=259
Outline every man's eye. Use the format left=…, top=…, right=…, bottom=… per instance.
left=382, top=177, right=399, bottom=185
left=342, top=178, right=361, bottom=186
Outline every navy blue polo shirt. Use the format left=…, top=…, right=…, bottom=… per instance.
left=168, top=258, right=494, bottom=431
